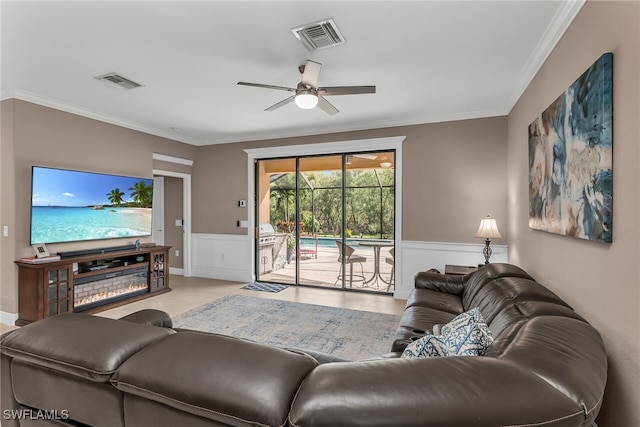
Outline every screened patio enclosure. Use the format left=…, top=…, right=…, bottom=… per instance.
left=255, top=151, right=395, bottom=293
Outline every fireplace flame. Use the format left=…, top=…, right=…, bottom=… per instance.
left=74, top=283, right=148, bottom=308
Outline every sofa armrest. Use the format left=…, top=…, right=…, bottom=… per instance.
left=286, top=347, right=351, bottom=364
left=118, top=309, right=173, bottom=328
left=289, top=357, right=586, bottom=427
left=414, top=271, right=465, bottom=295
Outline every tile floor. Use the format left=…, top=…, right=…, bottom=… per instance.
left=1, top=275, right=407, bottom=333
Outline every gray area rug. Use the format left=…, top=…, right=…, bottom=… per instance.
left=172, top=294, right=400, bottom=360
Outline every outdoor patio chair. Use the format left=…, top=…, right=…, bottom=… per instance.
left=298, top=235, right=318, bottom=259
left=385, top=247, right=395, bottom=291
left=335, top=241, right=366, bottom=287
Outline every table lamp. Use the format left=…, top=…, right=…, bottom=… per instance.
left=475, top=215, right=502, bottom=264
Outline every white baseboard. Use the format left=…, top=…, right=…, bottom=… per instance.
left=169, top=267, right=184, bottom=276
left=0, top=311, right=18, bottom=326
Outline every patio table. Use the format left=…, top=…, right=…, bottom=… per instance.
left=358, top=240, right=394, bottom=288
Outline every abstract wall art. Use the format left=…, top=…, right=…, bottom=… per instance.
left=528, top=52, right=613, bottom=243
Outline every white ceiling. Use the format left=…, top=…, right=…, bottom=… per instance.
left=1, top=1, right=584, bottom=146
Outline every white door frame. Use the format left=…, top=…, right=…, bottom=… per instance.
left=152, top=169, right=192, bottom=277
left=244, top=136, right=405, bottom=291
left=152, top=176, right=165, bottom=246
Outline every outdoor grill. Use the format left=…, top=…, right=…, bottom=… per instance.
left=258, top=223, right=277, bottom=246
left=258, top=223, right=276, bottom=273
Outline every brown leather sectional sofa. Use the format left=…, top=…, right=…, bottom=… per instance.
left=1, top=263, right=607, bottom=427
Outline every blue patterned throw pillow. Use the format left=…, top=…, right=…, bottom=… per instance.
left=401, top=334, right=451, bottom=358
left=440, top=307, right=493, bottom=356
left=401, top=307, right=493, bottom=358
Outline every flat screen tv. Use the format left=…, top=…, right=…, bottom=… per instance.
left=30, top=166, right=153, bottom=245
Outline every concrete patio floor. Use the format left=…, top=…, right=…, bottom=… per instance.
left=259, top=245, right=395, bottom=293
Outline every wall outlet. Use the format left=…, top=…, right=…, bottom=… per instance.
left=175, top=219, right=183, bottom=227
left=175, top=250, right=180, bottom=257
left=239, top=200, right=246, bottom=207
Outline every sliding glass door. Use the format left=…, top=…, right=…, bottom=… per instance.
left=255, top=151, right=395, bottom=293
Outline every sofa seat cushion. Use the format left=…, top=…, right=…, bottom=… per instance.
left=397, top=306, right=460, bottom=332
left=391, top=306, right=458, bottom=352
left=113, top=331, right=318, bottom=427
left=0, top=313, right=173, bottom=382
left=406, top=288, right=464, bottom=314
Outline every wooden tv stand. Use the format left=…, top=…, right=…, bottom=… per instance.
left=15, top=245, right=171, bottom=326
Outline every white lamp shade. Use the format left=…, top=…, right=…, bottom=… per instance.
left=475, top=216, right=502, bottom=239
left=294, top=93, right=318, bottom=109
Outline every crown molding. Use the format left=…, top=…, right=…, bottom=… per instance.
left=8, top=90, right=204, bottom=146
left=0, top=89, right=13, bottom=101
left=503, top=0, right=586, bottom=112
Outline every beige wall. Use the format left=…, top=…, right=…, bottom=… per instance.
left=193, top=116, right=508, bottom=244
left=0, top=99, right=196, bottom=313
left=507, top=1, right=639, bottom=425
left=1, top=100, right=17, bottom=315
left=1, top=102, right=505, bottom=315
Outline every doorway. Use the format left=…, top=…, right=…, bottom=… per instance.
left=255, top=151, right=396, bottom=293
left=152, top=169, right=192, bottom=277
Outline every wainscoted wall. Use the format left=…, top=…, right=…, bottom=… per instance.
left=395, top=241, right=508, bottom=299
left=191, top=233, right=252, bottom=282
left=190, top=233, right=507, bottom=297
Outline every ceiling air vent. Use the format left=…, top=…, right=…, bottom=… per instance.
left=94, top=72, right=143, bottom=90
left=291, top=18, right=346, bottom=50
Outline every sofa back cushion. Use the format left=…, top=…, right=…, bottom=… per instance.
left=0, top=313, right=173, bottom=382
left=461, top=264, right=581, bottom=339
left=461, top=264, right=533, bottom=310
left=113, top=331, right=318, bottom=427
left=495, top=316, right=607, bottom=419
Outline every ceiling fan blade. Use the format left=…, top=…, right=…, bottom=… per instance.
left=237, top=82, right=296, bottom=92
left=317, top=96, right=339, bottom=116
left=318, top=86, right=376, bottom=96
left=265, top=95, right=295, bottom=111
left=300, top=60, right=322, bottom=88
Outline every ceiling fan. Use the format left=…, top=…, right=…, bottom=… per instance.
left=237, top=60, right=375, bottom=115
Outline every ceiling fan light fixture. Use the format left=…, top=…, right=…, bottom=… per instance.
left=380, top=161, right=392, bottom=168
left=295, top=92, right=318, bottom=109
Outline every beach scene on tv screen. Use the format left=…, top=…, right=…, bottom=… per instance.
left=31, top=167, right=153, bottom=244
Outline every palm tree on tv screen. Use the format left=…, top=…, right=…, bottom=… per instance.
left=128, top=181, right=153, bottom=208
left=106, top=188, right=126, bottom=206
